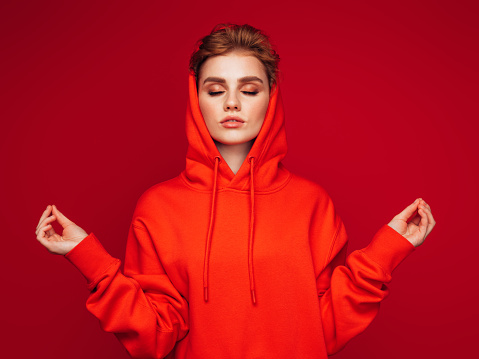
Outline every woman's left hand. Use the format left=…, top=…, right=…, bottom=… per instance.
left=387, top=198, right=436, bottom=247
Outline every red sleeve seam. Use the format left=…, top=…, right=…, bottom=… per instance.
left=357, top=249, right=391, bottom=278
left=87, top=258, right=121, bottom=291
left=323, top=219, right=342, bottom=271
left=132, top=223, right=148, bottom=232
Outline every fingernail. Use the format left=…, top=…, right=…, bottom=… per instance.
left=414, top=198, right=419, bottom=203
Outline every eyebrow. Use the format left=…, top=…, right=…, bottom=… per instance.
left=203, top=76, right=264, bottom=85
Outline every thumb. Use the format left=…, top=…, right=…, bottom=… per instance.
left=51, top=205, right=74, bottom=228
left=395, top=198, right=420, bottom=222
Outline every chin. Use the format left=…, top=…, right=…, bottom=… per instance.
left=213, top=136, right=256, bottom=147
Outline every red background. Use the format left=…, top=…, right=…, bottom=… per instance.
left=1, top=0, right=477, bottom=358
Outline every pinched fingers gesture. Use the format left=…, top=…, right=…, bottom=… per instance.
left=35, top=205, right=88, bottom=255
left=388, top=198, right=436, bottom=248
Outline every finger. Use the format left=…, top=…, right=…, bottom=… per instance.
left=36, top=223, right=53, bottom=246
left=36, top=205, right=52, bottom=231
left=35, top=215, right=56, bottom=236
left=46, top=216, right=56, bottom=237
left=410, top=210, right=421, bottom=226
left=418, top=207, right=429, bottom=239
left=51, top=205, right=73, bottom=228
left=396, top=198, right=421, bottom=222
left=420, top=205, right=436, bottom=238
left=37, top=225, right=60, bottom=253
left=421, top=200, right=434, bottom=215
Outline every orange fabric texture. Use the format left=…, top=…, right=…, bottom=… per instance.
left=65, top=72, right=416, bottom=358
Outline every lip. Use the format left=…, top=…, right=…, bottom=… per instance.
left=220, top=116, right=245, bottom=129
left=220, top=116, right=245, bottom=124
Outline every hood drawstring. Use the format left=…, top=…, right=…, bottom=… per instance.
left=248, top=156, right=257, bottom=304
left=203, top=156, right=220, bottom=302
left=203, top=156, right=257, bottom=305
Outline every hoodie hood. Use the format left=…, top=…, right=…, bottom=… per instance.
left=181, top=71, right=291, bottom=304
left=182, top=72, right=290, bottom=192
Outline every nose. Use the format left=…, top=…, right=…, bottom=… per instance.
left=224, top=91, right=241, bottom=111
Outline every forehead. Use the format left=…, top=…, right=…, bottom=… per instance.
left=198, top=52, right=268, bottom=82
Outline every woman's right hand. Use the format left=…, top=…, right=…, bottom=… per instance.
left=35, top=205, right=88, bottom=255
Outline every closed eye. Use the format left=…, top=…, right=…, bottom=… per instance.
left=208, top=91, right=258, bottom=96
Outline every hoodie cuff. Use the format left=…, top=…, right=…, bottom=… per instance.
left=361, top=224, right=416, bottom=275
left=64, top=233, right=119, bottom=286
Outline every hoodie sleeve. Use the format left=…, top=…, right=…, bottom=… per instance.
left=64, top=222, right=189, bottom=359
left=312, top=196, right=415, bottom=355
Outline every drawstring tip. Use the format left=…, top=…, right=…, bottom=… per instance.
left=204, top=287, right=209, bottom=302
left=251, top=289, right=257, bottom=305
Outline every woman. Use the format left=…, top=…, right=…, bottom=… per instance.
left=35, top=24, right=435, bottom=358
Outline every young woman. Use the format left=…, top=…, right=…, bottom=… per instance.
left=35, top=24, right=436, bottom=358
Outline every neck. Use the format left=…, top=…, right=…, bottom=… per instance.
left=215, top=140, right=254, bottom=175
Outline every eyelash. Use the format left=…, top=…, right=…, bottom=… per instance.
left=208, top=91, right=258, bottom=96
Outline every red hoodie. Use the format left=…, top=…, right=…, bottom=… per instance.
left=65, top=72, right=416, bottom=358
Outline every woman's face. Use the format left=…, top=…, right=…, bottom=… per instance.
left=197, top=51, right=270, bottom=147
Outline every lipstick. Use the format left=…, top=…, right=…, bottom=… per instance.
left=221, top=116, right=245, bottom=128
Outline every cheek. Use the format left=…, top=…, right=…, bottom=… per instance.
left=198, top=97, right=215, bottom=122
left=254, top=97, right=270, bottom=123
